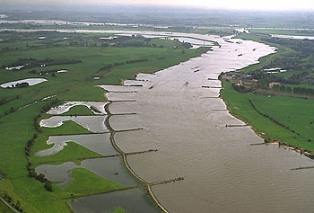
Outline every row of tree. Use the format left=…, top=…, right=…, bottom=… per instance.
left=272, top=85, right=314, bottom=96
left=2, top=57, right=81, bottom=71
left=24, top=99, right=63, bottom=193
left=97, top=58, right=149, bottom=73
left=1, top=191, right=24, bottom=212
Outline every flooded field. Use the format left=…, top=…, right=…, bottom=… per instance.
left=40, top=116, right=108, bottom=133
left=35, top=133, right=115, bottom=157
left=103, top=33, right=314, bottom=213
left=70, top=188, right=159, bottom=213
left=46, top=101, right=107, bottom=115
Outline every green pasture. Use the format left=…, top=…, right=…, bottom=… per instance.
left=61, top=105, right=95, bottom=116
left=221, top=80, right=314, bottom=151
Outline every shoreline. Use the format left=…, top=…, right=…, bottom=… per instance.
left=219, top=81, right=314, bottom=160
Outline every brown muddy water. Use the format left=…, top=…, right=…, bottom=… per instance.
left=102, top=34, right=314, bottom=213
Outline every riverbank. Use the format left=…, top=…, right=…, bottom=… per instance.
left=221, top=80, right=314, bottom=159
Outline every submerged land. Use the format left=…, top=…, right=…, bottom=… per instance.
left=0, top=4, right=314, bottom=213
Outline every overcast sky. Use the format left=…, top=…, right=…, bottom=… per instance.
left=2, top=0, right=314, bottom=11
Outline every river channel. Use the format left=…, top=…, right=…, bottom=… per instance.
left=99, top=32, right=314, bottom=213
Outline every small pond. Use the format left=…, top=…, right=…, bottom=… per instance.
left=1, top=78, right=47, bottom=88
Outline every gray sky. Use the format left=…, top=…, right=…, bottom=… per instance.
left=2, top=0, right=314, bottom=10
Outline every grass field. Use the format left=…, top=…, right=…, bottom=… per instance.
left=61, top=105, right=95, bottom=116
left=0, top=31, right=209, bottom=212
left=221, top=80, right=314, bottom=152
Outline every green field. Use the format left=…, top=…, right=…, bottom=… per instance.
left=221, top=80, right=314, bottom=152
left=0, top=31, right=209, bottom=212
left=61, top=105, right=96, bottom=116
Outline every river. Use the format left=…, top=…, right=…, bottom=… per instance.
left=102, top=32, right=314, bottom=213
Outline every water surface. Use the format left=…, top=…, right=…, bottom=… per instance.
left=35, top=133, right=116, bottom=157
left=70, top=188, right=159, bottom=213
left=1, top=78, right=47, bottom=88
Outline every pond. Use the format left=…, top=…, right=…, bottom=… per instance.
left=0, top=78, right=47, bottom=88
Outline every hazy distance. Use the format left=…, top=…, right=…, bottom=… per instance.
left=1, top=0, right=314, bottom=11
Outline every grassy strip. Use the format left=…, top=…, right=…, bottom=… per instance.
left=113, top=207, right=126, bottom=213
left=41, top=120, right=93, bottom=136
left=61, top=105, right=95, bottom=116
left=221, top=80, right=314, bottom=152
left=31, top=142, right=103, bottom=167
left=62, top=168, right=125, bottom=197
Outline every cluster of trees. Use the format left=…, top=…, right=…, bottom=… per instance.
left=14, top=82, right=29, bottom=88
left=98, top=58, right=149, bottom=73
left=260, top=37, right=314, bottom=74
left=25, top=135, right=53, bottom=192
left=26, top=161, right=53, bottom=192
left=24, top=133, right=37, bottom=159
left=232, top=83, right=252, bottom=93
left=2, top=58, right=81, bottom=71
left=112, top=36, right=151, bottom=47
left=173, top=38, right=193, bottom=48
left=41, top=98, right=62, bottom=113
left=262, top=37, right=314, bottom=54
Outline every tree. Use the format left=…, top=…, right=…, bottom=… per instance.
left=44, top=181, right=53, bottom=192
